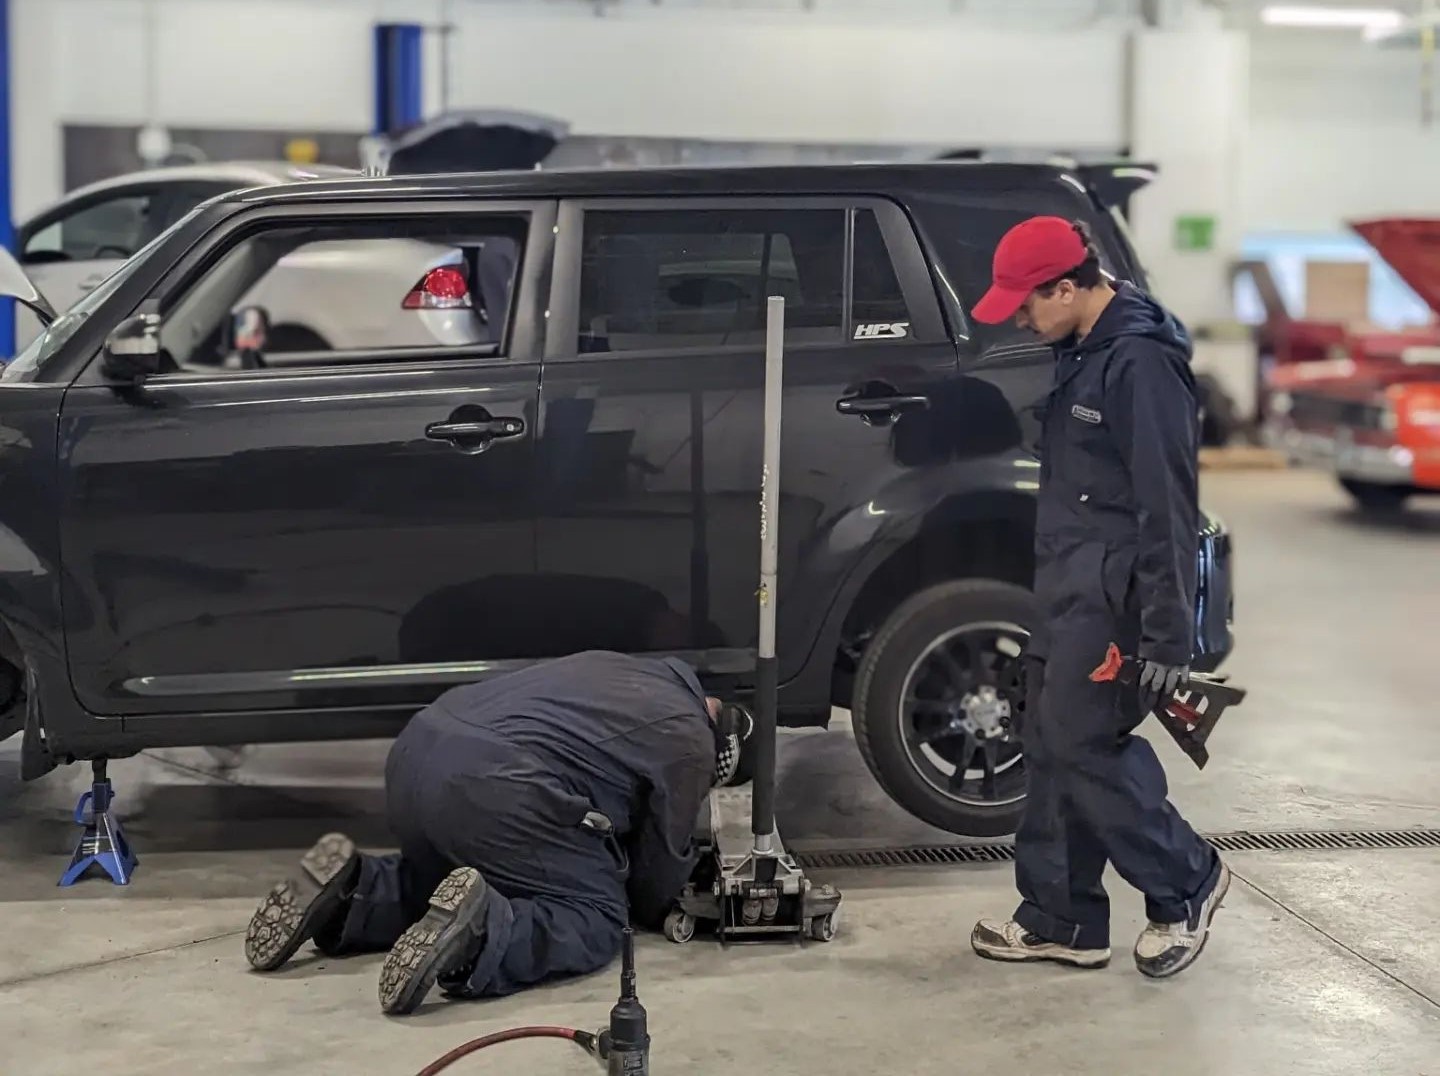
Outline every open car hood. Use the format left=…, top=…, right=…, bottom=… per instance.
left=1350, top=218, right=1440, bottom=319
left=385, top=110, right=570, bottom=175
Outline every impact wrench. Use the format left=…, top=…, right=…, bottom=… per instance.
left=412, top=928, right=650, bottom=1076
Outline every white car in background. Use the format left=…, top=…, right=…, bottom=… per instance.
left=16, top=161, right=503, bottom=358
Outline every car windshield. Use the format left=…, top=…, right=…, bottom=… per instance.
left=3, top=206, right=204, bottom=382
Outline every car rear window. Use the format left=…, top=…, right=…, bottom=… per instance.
left=907, top=186, right=1122, bottom=350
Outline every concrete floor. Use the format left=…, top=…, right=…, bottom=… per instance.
left=2, top=470, right=1438, bottom=1075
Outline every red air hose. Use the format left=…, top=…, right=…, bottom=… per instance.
left=413, top=1026, right=596, bottom=1076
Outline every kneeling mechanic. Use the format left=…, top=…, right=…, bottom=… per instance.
left=244, top=650, right=745, bottom=1014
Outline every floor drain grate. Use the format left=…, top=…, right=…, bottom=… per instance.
left=1205, top=829, right=1440, bottom=853
left=795, top=828, right=1440, bottom=871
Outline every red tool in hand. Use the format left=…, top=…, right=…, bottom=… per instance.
left=1089, top=643, right=1247, bottom=770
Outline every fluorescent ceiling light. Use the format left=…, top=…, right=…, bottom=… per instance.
left=1261, top=6, right=1405, bottom=31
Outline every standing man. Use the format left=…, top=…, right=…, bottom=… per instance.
left=967, top=217, right=1228, bottom=979
left=244, top=651, right=747, bottom=1014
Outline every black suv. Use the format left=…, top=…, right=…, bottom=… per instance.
left=0, top=162, right=1233, bottom=836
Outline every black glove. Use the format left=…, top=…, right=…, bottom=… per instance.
left=1137, top=659, right=1188, bottom=717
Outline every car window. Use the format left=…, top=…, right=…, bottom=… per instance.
left=156, top=183, right=242, bottom=232
left=911, top=191, right=1120, bottom=352
left=22, top=191, right=157, bottom=264
left=3, top=233, right=166, bottom=380
left=155, top=216, right=527, bottom=372
left=577, top=208, right=846, bottom=353
left=852, top=209, right=911, bottom=330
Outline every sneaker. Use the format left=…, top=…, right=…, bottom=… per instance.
left=1134, top=862, right=1232, bottom=979
left=378, top=867, right=493, bottom=1016
left=971, top=919, right=1110, bottom=969
left=244, top=833, right=361, bottom=971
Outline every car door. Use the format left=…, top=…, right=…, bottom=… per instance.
left=57, top=198, right=555, bottom=718
left=17, top=184, right=166, bottom=348
left=535, top=197, right=955, bottom=680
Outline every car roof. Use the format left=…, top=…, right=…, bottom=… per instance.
left=230, top=161, right=1093, bottom=206
left=30, top=161, right=359, bottom=220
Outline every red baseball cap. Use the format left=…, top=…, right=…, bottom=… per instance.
left=971, top=216, right=1088, bottom=325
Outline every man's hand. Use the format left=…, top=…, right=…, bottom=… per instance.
left=1137, top=659, right=1188, bottom=717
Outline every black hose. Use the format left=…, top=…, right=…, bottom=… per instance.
left=412, top=1026, right=597, bottom=1076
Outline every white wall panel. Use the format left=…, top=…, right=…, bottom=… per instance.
left=1244, top=30, right=1440, bottom=231
left=446, top=7, right=1125, bottom=146
left=1129, top=29, right=1249, bottom=324
left=43, top=0, right=1126, bottom=147
left=54, top=0, right=442, bottom=129
left=10, top=0, right=64, bottom=218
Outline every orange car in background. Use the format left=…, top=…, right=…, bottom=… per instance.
left=1264, top=218, right=1440, bottom=511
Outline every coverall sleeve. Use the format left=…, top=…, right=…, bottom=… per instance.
left=625, top=720, right=714, bottom=931
left=1107, top=343, right=1200, bottom=666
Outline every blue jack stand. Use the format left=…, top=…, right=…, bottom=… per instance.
left=59, top=759, right=138, bottom=887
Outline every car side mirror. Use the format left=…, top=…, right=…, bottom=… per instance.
left=0, top=246, right=56, bottom=326
left=102, top=314, right=163, bottom=381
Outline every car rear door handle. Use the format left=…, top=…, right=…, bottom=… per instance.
left=425, top=415, right=526, bottom=453
left=836, top=394, right=930, bottom=417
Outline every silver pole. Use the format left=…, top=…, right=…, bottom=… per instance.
left=752, top=296, right=784, bottom=855
left=759, top=296, right=783, bottom=661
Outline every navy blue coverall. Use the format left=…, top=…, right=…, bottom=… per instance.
left=1014, top=282, right=1222, bottom=951
left=328, top=651, right=716, bottom=996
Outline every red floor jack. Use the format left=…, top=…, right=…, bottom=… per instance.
left=663, top=296, right=843, bottom=946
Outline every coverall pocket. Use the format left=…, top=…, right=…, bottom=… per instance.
left=1100, top=544, right=1138, bottom=618
left=1040, top=542, right=1107, bottom=620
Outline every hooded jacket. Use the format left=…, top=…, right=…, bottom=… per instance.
left=1033, top=282, right=1199, bottom=667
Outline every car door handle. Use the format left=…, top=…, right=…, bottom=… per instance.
left=836, top=394, right=930, bottom=417
left=425, top=416, right=526, bottom=453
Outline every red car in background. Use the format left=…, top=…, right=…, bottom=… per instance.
left=1264, top=218, right=1440, bottom=512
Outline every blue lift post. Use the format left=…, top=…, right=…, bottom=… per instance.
left=0, top=0, right=15, bottom=361
left=373, top=22, right=425, bottom=137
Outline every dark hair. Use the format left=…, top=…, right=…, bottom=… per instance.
left=1036, top=220, right=1104, bottom=294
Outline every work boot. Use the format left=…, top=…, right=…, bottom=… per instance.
left=971, top=919, right=1110, bottom=969
left=1134, top=862, right=1231, bottom=979
left=378, top=867, right=493, bottom=1016
left=244, top=832, right=361, bottom=971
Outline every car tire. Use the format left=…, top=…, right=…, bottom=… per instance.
left=851, top=580, right=1036, bottom=838
left=1340, top=478, right=1409, bottom=513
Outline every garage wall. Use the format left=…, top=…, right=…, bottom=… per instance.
left=15, top=0, right=1132, bottom=205
left=436, top=3, right=1128, bottom=148
left=44, top=0, right=1130, bottom=147
left=1246, top=30, right=1440, bottom=231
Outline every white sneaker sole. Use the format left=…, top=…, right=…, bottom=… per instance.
left=972, top=935, right=1111, bottom=969
left=1136, top=863, right=1232, bottom=979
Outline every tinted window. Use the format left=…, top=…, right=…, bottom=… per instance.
left=913, top=191, right=1120, bottom=350
left=852, top=209, right=910, bottom=327
left=161, top=182, right=242, bottom=229
left=23, top=192, right=157, bottom=263
left=578, top=208, right=845, bottom=353
left=156, top=217, right=526, bottom=372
